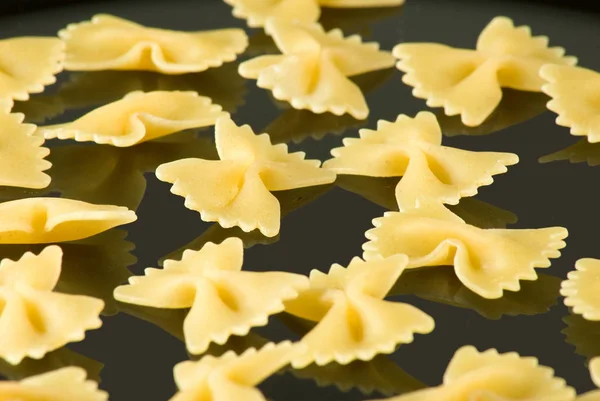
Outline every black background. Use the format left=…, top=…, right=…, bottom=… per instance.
left=0, top=0, right=600, bottom=400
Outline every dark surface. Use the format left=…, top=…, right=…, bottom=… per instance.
left=0, top=0, right=599, bottom=399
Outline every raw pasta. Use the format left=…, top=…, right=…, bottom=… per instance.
left=393, top=16, right=576, bottom=126
left=239, top=19, right=395, bottom=120
left=59, top=14, right=248, bottom=74
left=114, top=237, right=308, bottom=354
left=0, top=37, right=64, bottom=108
left=36, top=91, right=225, bottom=147
left=370, top=346, right=575, bottom=401
left=573, top=358, right=600, bottom=400
left=0, top=246, right=104, bottom=365
left=155, top=116, right=336, bottom=237
left=0, top=367, right=107, bottom=401
left=0, top=112, right=51, bottom=189
left=323, top=112, right=518, bottom=210
left=561, top=259, right=600, bottom=321
left=541, top=64, right=600, bottom=143
left=170, top=341, right=300, bottom=401
left=0, top=197, right=136, bottom=244
left=284, top=255, right=435, bottom=368
left=363, top=203, right=568, bottom=299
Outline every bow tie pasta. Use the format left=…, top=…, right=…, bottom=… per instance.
left=0, top=367, right=107, bottom=401
left=36, top=91, right=225, bottom=147
left=0, top=246, right=104, bottom=365
left=284, top=255, right=434, bottom=368
left=393, top=16, right=576, bottom=127
left=0, top=197, right=136, bottom=244
left=59, top=14, right=248, bottom=74
left=323, top=112, right=518, bottom=210
left=561, top=259, right=600, bottom=321
left=369, top=346, right=575, bottom=401
left=156, top=116, right=335, bottom=237
left=239, top=19, right=395, bottom=120
left=363, top=204, right=567, bottom=299
left=114, top=237, right=308, bottom=354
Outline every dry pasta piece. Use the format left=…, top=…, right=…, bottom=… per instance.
left=0, top=197, right=136, bottom=244
left=0, top=37, right=64, bottom=107
left=323, top=112, right=518, bottom=210
left=541, top=64, right=600, bottom=143
left=239, top=19, right=395, bottom=120
left=0, top=367, right=107, bottom=401
left=592, top=358, right=600, bottom=388
left=0, top=247, right=104, bottom=365
left=170, top=341, right=299, bottom=401
left=362, top=204, right=568, bottom=299
left=284, top=255, right=435, bottom=368
left=393, top=16, right=576, bottom=127
left=59, top=14, right=248, bottom=74
left=114, top=237, right=308, bottom=354
left=36, top=90, right=225, bottom=147
left=370, top=346, right=575, bottom=401
left=0, top=112, right=51, bottom=189
left=156, top=116, right=336, bottom=237
left=561, top=259, right=600, bottom=321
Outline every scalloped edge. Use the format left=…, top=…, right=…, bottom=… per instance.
left=561, top=258, right=600, bottom=321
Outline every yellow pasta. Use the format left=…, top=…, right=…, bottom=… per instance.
left=0, top=112, right=51, bottom=189
left=541, top=64, right=600, bottom=143
left=0, top=246, right=104, bottom=365
left=0, top=197, right=136, bottom=244
left=0, top=367, right=107, bottom=401
left=370, top=346, right=575, bottom=401
left=393, top=16, right=576, bottom=127
left=170, top=341, right=299, bottom=401
left=284, top=255, right=434, bottom=368
left=573, top=358, right=600, bottom=400
left=239, top=19, right=395, bottom=120
left=59, top=14, right=248, bottom=74
left=114, top=237, right=308, bottom=354
left=36, top=91, right=225, bottom=147
left=323, top=112, right=518, bottom=210
left=363, top=204, right=567, bottom=299
left=0, top=37, right=64, bottom=107
left=561, top=259, right=600, bottom=321
left=156, top=116, right=335, bottom=237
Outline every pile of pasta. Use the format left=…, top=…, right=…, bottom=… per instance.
left=2, top=0, right=600, bottom=400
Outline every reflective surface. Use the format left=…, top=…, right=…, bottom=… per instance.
left=1, top=0, right=600, bottom=399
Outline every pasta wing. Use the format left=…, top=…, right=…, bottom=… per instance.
left=224, top=0, right=320, bottom=27
left=36, top=91, right=225, bottom=147
left=0, top=247, right=104, bottom=365
left=285, top=256, right=434, bottom=368
left=541, top=64, right=600, bottom=142
left=561, top=258, right=600, bottom=321
left=363, top=207, right=567, bottom=299
left=60, top=14, right=248, bottom=73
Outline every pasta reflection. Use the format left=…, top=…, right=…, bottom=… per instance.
left=319, top=6, right=402, bottom=35
left=390, top=267, right=561, bottom=319
left=336, top=175, right=517, bottom=228
left=436, top=89, right=549, bottom=137
left=539, top=139, right=600, bottom=166
left=0, top=229, right=135, bottom=316
left=563, top=313, right=600, bottom=361
left=0, top=347, right=102, bottom=382
left=12, top=95, right=65, bottom=124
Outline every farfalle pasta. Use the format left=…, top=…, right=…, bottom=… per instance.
left=541, top=64, right=600, bottom=143
left=0, top=197, right=136, bottom=244
left=59, top=14, right=248, bottom=74
left=114, top=237, right=308, bottom=354
left=170, top=341, right=299, bottom=401
left=0, top=246, right=104, bottom=365
left=0, top=37, right=64, bottom=108
left=371, top=346, right=575, bottom=401
left=0, top=367, right=107, bottom=401
left=580, top=358, right=600, bottom=400
left=0, top=112, right=51, bottom=189
left=36, top=91, right=225, bottom=147
left=239, top=19, right=395, bottom=120
left=363, top=204, right=567, bottom=299
left=393, top=16, right=576, bottom=127
left=323, top=112, right=518, bottom=210
left=156, top=116, right=335, bottom=237
left=561, top=259, right=600, bottom=321
left=284, top=255, right=435, bottom=368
